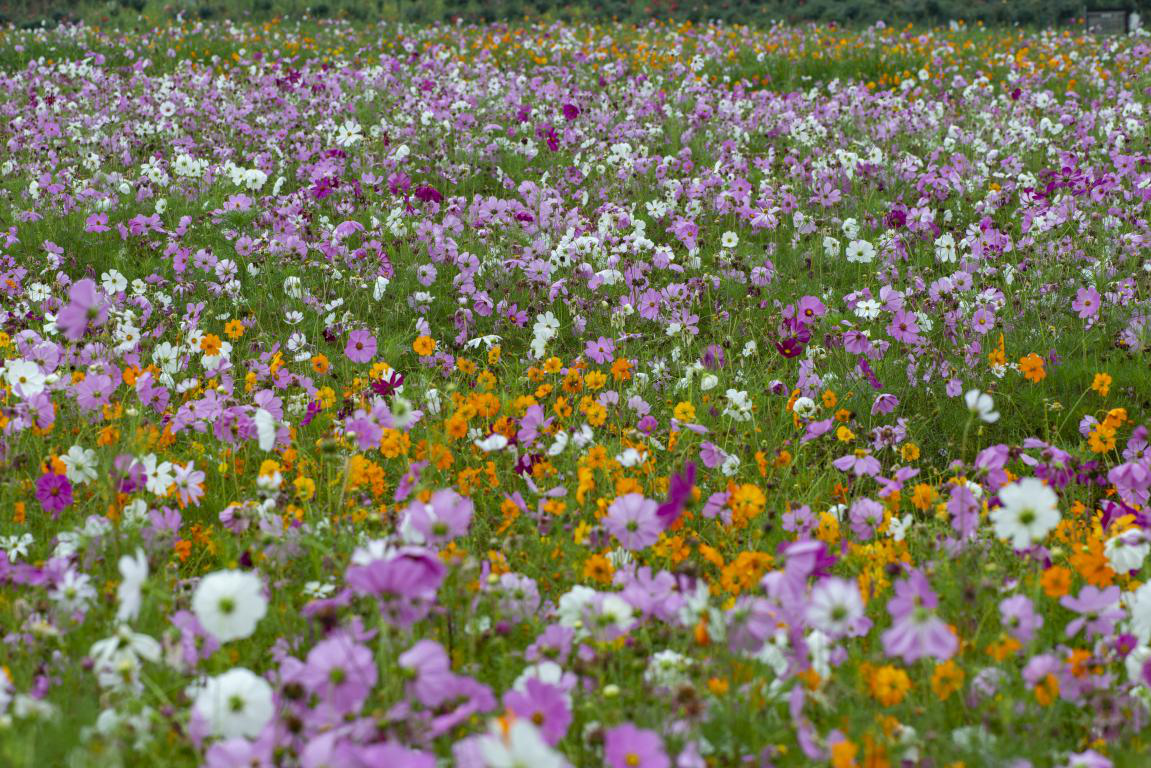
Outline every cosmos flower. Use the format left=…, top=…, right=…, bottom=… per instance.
left=116, top=548, right=148, bottom=623
left=964, top=389, right=1000, bottom=423
left=990, top=478, right=1060, bottom=550
left=604, top=494, right=662, bottom=551
left=191, top=570, right=269, bottom=643
left=479, top=719, right=565, bottom=768
left=35, top=473, right=73, bottom=515
left=345, top=329, right=378, bottom=363
left=604, top=723, right=669, bottom=768
left=806, top=577, right=869, bottom=638
left=55, top=278, right=109, bottom=340
left=192, top=668, right=275, bottom=740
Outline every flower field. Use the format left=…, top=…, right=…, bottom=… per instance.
left=0, top=15, right=1150, bottom=767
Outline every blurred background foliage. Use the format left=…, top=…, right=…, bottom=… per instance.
left=0, top=0, right=1148, bottom=29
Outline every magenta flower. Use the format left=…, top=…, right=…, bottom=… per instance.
left=604, top=494, right=661, bottom=550
left=36, top=473, right=73, bottom=515
left=55, top=278, right=108, bottom=341
left=604, top=723, right=669, bottom=768
left=886, top=309, right=923, bottom=345
left=584, top=336, right=615, bottom=364
left=345, top=329, right=378, bottom=363
left=795, top=295, right=827, bottom=325
left=656, top=461, right=696, bottom=529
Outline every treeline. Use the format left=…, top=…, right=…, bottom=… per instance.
left=3, top=0, right=1148, bottom=28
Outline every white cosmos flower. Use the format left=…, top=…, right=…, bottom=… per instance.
left=645, top=649, right=692, bottom=688
left=888, top=514, right=913, bottom=542
left=140, top=454, right=175, bottom=496
left=116, top=548, right=148, bottom=623
left=723, top=389, right=753, bottom=422
left=191, top=570, right=268, bottom=643
left=1124, top=645, right=1151, bottom=684
left=792, top=396, right=817, bottom=419
left=614, top=448, right=646, bottom=468
left=806, top=577, right=865, bottom=637
left=5, top=359, right=46, bottom=398
left=51, top=569, right=96, bottom=613
left=369, top=275, right=390, bottom=301
left=1105, top=529, right=1150, bottom=575
left=475, top=433, right=509, bottom=452
left=479, top=719, right=564, bottom=768
left=91, top=624, right=161, bottom=670
left=282, top=276, right=303, bottom=299
left=990, top=478, right=1060, bottom=550
left=61, top=445, right=98, bottom=485
left=192, top=668, right=275, bottom=740
left=854, top=299, right=882, bottom=320
left=547, top=430, right=570, bottom=456
left=845, top=239, right=876, bottom=263
left=556, top=585, right=597, bottom=629
left=254, top=408, right=277, bottom=452
left=934, top=232, right=957, bottom=263
left=1126, top=582, right=1151, bottom=644
left=0, top=533, right=33, bottom=561
left=964, top=389, right=1000, bottom=423
left=101, top=269, right=128, bottom=294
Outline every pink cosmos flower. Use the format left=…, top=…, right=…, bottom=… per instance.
left=1072, top=286, right=1101, bottom=319
left=584, top=336, right=615, bottom=364
left=604, top=494, right=661, bottom=550
left=881, top=570, right=957, bottom=663
left=345, top=329, right=377, bottom=363
left=55, top=278, right=108, bottom=341
left=604, top=723, right=669, bottom=768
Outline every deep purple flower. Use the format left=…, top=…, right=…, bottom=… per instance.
left=35, top=473, right=73, bottom=515
left=656, top=462, right=696, bottom=529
